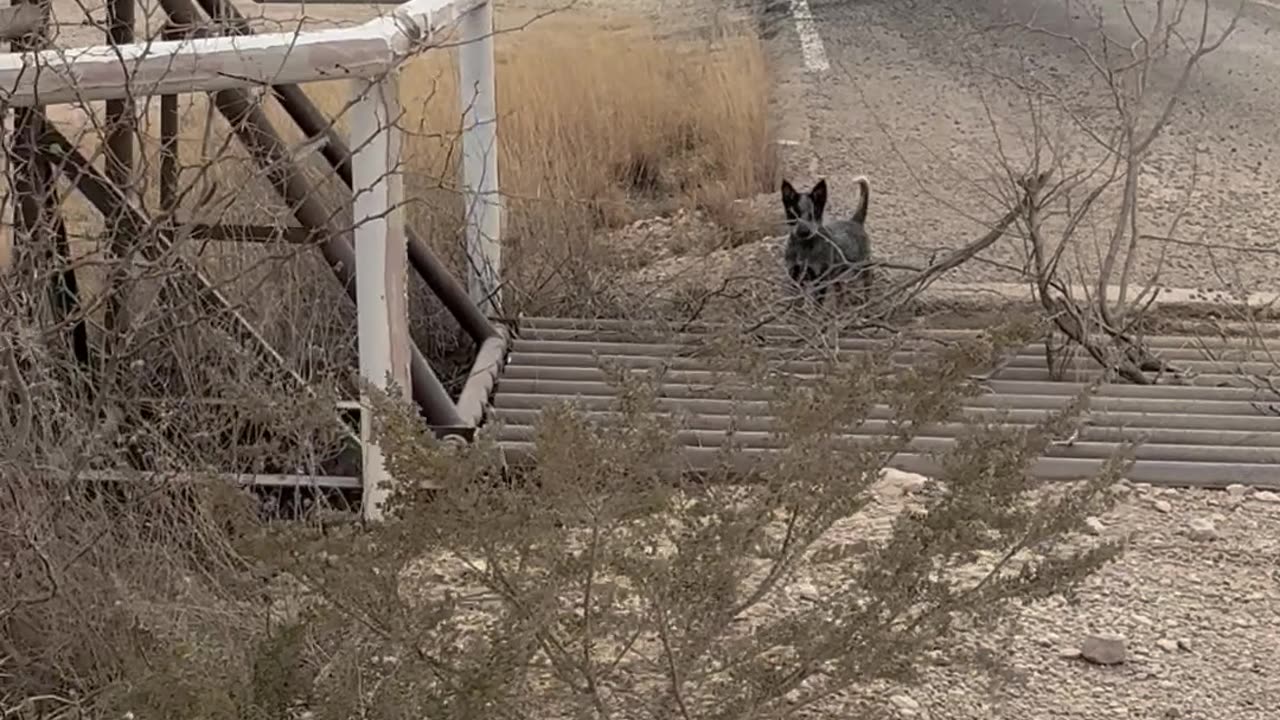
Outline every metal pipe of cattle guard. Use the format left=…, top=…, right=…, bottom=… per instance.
left=207, top=87, right=465, bottom=428
left=188, top=0, right=502, bottom=343
left=152, top=0, right=465, bottom=427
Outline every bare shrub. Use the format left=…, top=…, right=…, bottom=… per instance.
left=60, top=318, right=1124, bottom=720
left=975, top=0, right=1244, bottom=382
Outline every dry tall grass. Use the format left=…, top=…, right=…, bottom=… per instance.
left=294, top=10, right=777, bottom=313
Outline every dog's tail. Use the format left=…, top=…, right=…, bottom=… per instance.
left=852, top=176, right=870, bottom=224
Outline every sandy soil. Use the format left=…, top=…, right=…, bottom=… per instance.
left=796, top=472, right=1280, bottom=720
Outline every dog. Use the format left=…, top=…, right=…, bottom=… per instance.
left=780, top=176, right=873, bottom=311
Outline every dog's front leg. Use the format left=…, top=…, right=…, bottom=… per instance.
left=786, top=262, right=810, bottom=315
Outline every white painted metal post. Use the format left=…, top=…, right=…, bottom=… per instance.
left=458, top=0, right=502, bottom=316
left=351, top=72, right=411, bottom=522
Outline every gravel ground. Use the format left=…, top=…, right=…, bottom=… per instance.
left=763, top=0, right=1280, bottom=294
left=790, top=471, right=1280, bottom=720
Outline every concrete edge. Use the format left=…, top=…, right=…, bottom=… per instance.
left=916, top=281, right=1280, bottom=320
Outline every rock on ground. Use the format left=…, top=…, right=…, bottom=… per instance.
left=807, top=479, right=1280, bottom=719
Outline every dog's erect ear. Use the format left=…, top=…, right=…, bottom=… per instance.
left=810, top=179, right=828, bottom=217
left=780, top=179, right=799, bottom=207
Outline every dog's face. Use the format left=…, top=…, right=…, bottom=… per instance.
left=781, top=179, right=827, bottom=242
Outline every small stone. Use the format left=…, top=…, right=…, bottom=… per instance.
left=1083, top=516, right=1106, bottom=536
left=883, top=468, right=930, bottom=495
left=1187, top=518, right=1219, bottom=541
left=889, top=694, right=921, bottom=713
left=1253, top=490, right=1280, bottom=504
left=1080, top=633, right=1128, bottom=665
left=1156, top=639, right=1179, bottom=653
left=1132, top=613, right=1154, bottom=627
left=1058, top=646, right=1083, bottom=659
left=924, top=649, right=951, bottom=666
left=1226, top=483, right=1252, bottom=498
left=789, top=581, right=821, bottom=602
left=1152, top=499, right=1173, bottom=514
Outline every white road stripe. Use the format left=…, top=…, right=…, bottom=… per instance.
left=789, top=0, right=831, bottom=72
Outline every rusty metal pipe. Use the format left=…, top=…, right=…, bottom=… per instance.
left=170, top=0, right=500, bottom=344
left=495, top=442, right=1280, bottom=489
left=208, top=87, right=464, bottom=427
left=10, top=0, right=91, bottom=373
left=159, top=24, right=179, bottom=211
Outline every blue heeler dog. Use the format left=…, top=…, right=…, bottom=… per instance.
left=781, top=176, right=873, bottom=310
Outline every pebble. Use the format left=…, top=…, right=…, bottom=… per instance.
left=1083, top=516, right=1106, bottom=536
left=789, top=581, right=821, bottom=602
left=890, top=694, right=921, bottom=714
left=883, top=468, right=930, bottom=495
left=1080, top=633, right=1128, bottom=665
left=1253, top=490, right=1280, bottom=504
left=1226, top=483, right=1252, bottom=498
left=1152, top=499, right=1173, bottom=514
left=1186, top=517, right=1219, bottom=541
left=1156, top=638, right=1180, bottom=653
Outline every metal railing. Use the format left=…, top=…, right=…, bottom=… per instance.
left=0, top=0, right=507, bottom=521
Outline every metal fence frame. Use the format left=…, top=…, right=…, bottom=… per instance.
left=0, top=0, right=506, bottom=521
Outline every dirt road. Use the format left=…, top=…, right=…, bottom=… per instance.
left=765, top=0, right=1280, bottom=294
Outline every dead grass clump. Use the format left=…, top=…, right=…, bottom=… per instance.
left=283, top=10, right=776, bottom=314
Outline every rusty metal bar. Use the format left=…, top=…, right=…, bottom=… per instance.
left=176, top=0, right=500, bottom=344
left=103, top=0, right=137, bottom=359
left=493, top=424, right=1280, bottom=464
left=8, top=0, right=91, bottom=373
left=491, top=390, right=1276, bottom=418
left=517, top=316, right=1280, bottom=351
left=35, top=121, right=321, bottom=400
left=495, top=406, right=1280, bottom=433
left=516, top=327, right=1280, bottom=363
left=187, top=224, right=320, bottom=244
left=490, top=407, right=1280, bottom=445
left=159, top=23, right=180, bottom=211
left=496, top=442, right=1280, bottom=490
left=501, top=350, right=1276, bottom=388
left=206, top=83, right=463, bottom=426
left=491, top=377, right=1276, bottom=405
left=495, top=366, right=1276, bottom=400
left=508, top=338, right=1280, bottom=371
